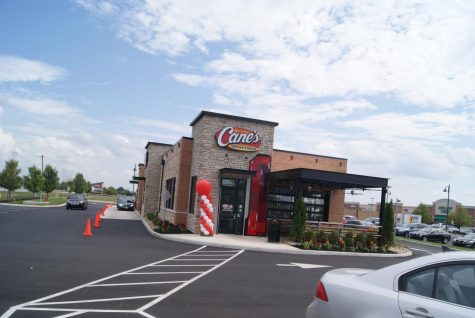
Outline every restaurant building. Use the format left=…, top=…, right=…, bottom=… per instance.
left=135, top=111, right=388, bottom=236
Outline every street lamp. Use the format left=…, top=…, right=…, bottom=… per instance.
left=443, top=184, right=450, bottom=230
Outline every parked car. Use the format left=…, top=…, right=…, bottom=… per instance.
left=342, top=215, right=357, bottom=223
left=343, top=220, right=366, bottom=228
left=415, top=228, right=451, bottom=244
left=363, top=217, right=380, bottom=226
left=306, top=251, right=475, bottom=318
left=396, top=223, right=428, bottom=237
left=453, top=233, right=475, bottom=248
left=409, top=227, right=432, bottom=239
left=66, top=193, right=88, bottom=210
left=117, top=196, right=135, bottom=211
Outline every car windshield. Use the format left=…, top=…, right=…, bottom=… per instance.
left=464, top=233, right=475, bottom=239
left=69, top=194, right=84, bottom=200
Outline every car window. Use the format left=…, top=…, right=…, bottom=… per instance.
left=403, top=268, right=435, bottom=297
left=435, top=265, right=475, bottom=308
left=69, top=194, right=84, bottom=200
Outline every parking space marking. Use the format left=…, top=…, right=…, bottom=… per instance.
left=2, top=246, right=244, bottom=318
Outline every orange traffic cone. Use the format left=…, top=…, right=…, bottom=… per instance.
left=93, top=212, right=101, bottom=228
left=101, top=207, right=105, bottom=216
left=83, top=218, right=92, bottom=236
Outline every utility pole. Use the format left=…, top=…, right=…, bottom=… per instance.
left=39, top=154, right=44, bottom=201
left=132, top=164, right=137, bottom=193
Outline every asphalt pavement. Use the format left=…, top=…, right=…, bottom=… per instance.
left=0, top=203, right=428, bottom=318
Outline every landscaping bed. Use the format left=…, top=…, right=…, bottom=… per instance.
left=146, top=213, right=191, bottom=234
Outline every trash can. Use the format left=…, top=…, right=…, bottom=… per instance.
left=267, top=219, right=281, bottom=243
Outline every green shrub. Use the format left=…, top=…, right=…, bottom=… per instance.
left=344, top=231, right=354, bottom=249
left=290, top=191, right=306, bottom=242
left=366, top=233, right=376, bottom=250
left=302, top=241, right=313, bottom=250
left=354, top=232, right=366, bottom=250
left=303, top=230, right=315, bottom=242
left=328, top=230, right=340, bottom=246
left=146, top=213, right=155, bottom=220
left=382, top=201, right=395, bottom=246
left=315, top=230, right=328, bottom=244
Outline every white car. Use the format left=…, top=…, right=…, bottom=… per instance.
left=306, top=252, right=475, bottom=318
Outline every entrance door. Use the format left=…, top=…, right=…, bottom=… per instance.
left=218, top=178, right=246, bottom=235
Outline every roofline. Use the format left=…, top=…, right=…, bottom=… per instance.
left=273, top=149, right=347, bottom=161
left=145, top=142, right=173, bottom=149
left=190, top=110, right=279, bottom=127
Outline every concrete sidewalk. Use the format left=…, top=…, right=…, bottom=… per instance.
left=136, top=211, right=412, bottom=258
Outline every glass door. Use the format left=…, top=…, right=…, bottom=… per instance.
left=218, top=178, right=247, bottom=235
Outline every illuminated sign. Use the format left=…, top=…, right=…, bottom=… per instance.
left=215, top=127, right=261, bottom=152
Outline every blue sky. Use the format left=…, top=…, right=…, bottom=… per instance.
left=1, top=0, right=474, bottom=206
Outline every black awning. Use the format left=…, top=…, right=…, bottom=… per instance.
left=270, top=168, right=388, bottom=189
left=129, top=180, right=139, bottom=184
left=219, top=168, right=257, bottom=177
left=133, top=176, right=145, bottom=181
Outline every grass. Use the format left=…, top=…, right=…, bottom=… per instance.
left=397, top=237, right=475, bottom=252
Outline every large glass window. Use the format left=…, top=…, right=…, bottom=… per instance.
left=165, top=177, right=176, bottom=209
left=401, top=263, right=475, bottom=308
left=267, top=184, right=328, bottom=221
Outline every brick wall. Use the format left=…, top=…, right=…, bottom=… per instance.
left=142, top=143, right=172, bottom=215
left=187, top=114, right=276, bottom=233
left=271, top=149, right=347, bottom=173
left=328, top=190, right=345, bottom=222
left=158, top=138, right=193, bottom=225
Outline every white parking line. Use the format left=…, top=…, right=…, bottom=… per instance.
left=2, top=246, right=243, bottom=318
left=410, top=247, right=434, bottom=254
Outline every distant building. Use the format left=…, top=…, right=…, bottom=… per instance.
left=91, top=182, right=104, bottom=193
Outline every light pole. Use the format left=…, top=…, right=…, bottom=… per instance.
left=443, top=184, right=450, bottom=230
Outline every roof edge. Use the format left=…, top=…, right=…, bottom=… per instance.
left=190, top=110, right=279, bottom=127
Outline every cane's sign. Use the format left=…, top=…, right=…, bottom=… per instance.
left=215, top=127, right=261, bottom=152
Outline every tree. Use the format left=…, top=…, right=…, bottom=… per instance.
left=23, top=166, right=44, bottom=198
left=72, top=173, right=88, bottom=193
left=290, top=191, right=306, bottom=242
left=381, top=200, right=395, bottom=246
left=0, top=159, right=23, bottom=200
left=42, top=165, right=59, bottom=195
left=447, top=205, right=472, bottom=229
left=104, top=186, right=117, bottom=196
left=412, top=203, right=432, bottom=224
left=86, top=181, right=92, bottom=193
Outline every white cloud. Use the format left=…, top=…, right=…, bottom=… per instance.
left=98, top=0, right=475, bottom=109
left=136, top=118, right=190, bottom=135
left=75, top=0, right=117, bottom=15
left=0, top=55, right=65, bottom=83
left=0, top=128, right=15, bottom=154
left=5, top=96, right=80, bottom=116
left=0, top=105, right=3, bottom=116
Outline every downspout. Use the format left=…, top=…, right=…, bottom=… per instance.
left=157, top=158, right=165, bottom=218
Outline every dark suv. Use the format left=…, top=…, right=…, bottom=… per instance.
left=66, top=193, right=88, bottom=210
left=117, top=196, right=135, bottom=211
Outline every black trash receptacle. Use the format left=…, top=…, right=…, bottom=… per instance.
left=267, top=219, right=281, bottom=243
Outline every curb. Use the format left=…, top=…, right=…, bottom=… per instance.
left=135, top=211, right=412, bottom=258
left=0, top=202, right=66, bottom=208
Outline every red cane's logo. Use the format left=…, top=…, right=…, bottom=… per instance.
left=215, top=127, right=261, bottom=152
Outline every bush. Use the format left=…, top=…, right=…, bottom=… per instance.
left=290, top=191, right=306, bottom=242
left=382, top=201, right=395, bottom=246
left=146, top=213, right=155, bottom=220
left=354, top=232, right=366, bottom=251
left=344, top=231, right=354, bottom=249
left=366, top=233, right=377, bottom=250
left=328, top=230, right=340, bottom=246
left=303, top=230, right=315, bottom=242
left=315, top=230, right=328, bottom=244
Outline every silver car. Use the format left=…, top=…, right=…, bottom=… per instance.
left=306, top=252, right=475, bottom=318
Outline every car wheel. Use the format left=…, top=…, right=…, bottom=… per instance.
left=405, top=233, right=410, bottom=238
left=443, top=238, right=448, bottom=244
left=423, top=236, right=427, bottom=242
left=85, top=205, right=88, bottom=210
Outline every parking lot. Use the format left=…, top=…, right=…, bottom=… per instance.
left=1, top=203, right=429, bottom=318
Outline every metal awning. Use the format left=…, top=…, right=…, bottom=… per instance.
left=269, top=168, right=388, bottom=189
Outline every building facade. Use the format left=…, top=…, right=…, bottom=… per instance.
left=136, top=111, right=389, bottom=236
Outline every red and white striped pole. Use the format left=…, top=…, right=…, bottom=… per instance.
left=196, top=179, right=214, bottom=236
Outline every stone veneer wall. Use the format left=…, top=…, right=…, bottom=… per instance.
left=187, top=114, right=276, bottom=233
left=142, top=143, right=172, bottom=215
left=158, top=138, right=193, bottom=225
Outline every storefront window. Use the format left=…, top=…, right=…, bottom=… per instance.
left=188, top=176, right=197, bottom=214
left=267, top=184, right=329, bottom=221
left=165, top=177, right=176, bottom=209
